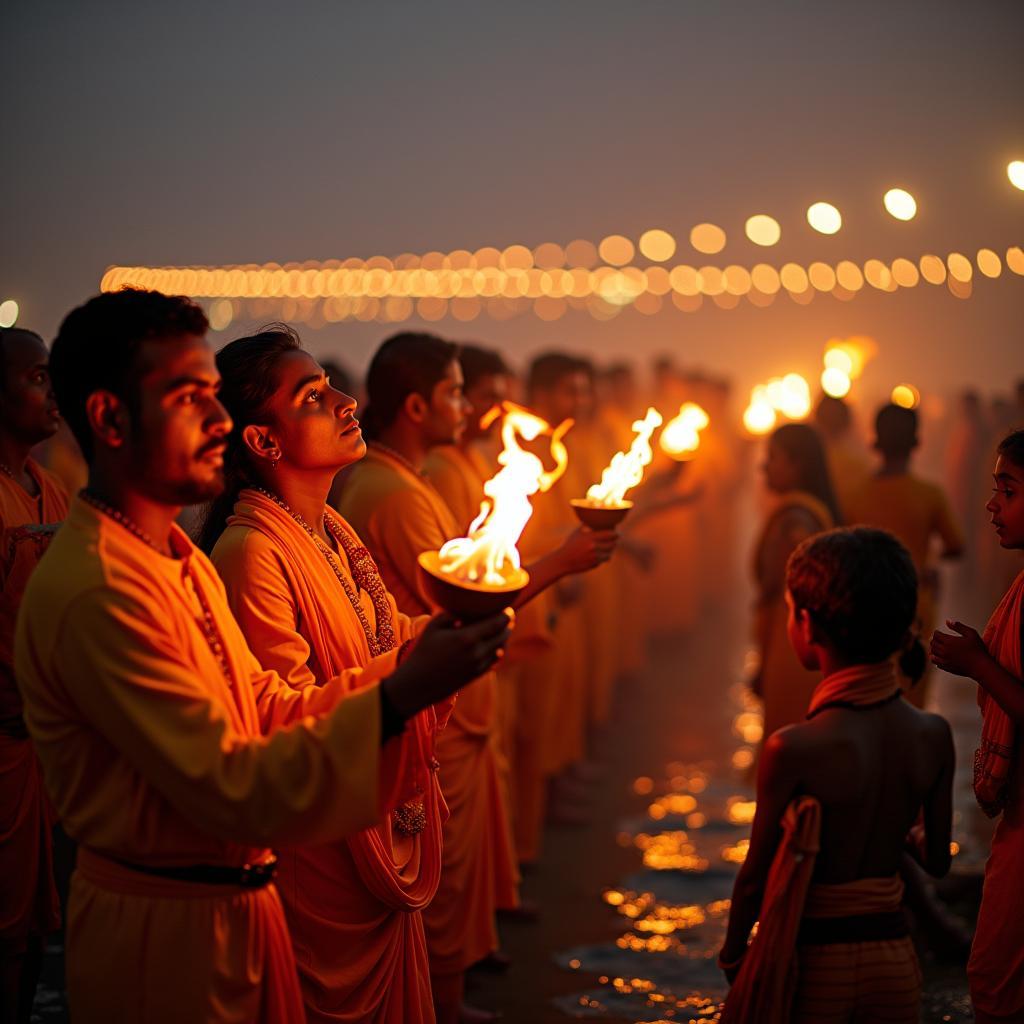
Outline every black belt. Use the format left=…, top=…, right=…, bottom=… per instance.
left=799, top=910, right=908, bottom=945
left=112, top=856, right=278, bottom=889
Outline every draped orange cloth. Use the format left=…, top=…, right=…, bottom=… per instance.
left=14, top=498, right=409, bottom=1023
left=0, top=460, right=67, bottom=945
left=752, top=491, right=833, bottom=740
left=338, top=445, right=520, bottom=974
left=212, top=488, right=446, bottom=1023
left=794, top=877, right=918, bottom=1024
left=720, top=796, right=821, bottom=1023
left=806, top=661, right=904, bottom=717
left=969, top=569, right=1024, bottom=1022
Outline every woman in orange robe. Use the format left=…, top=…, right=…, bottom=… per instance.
left=752, top=424, right=838, bottom=741
left=203, top=327, right=448, bottom=1023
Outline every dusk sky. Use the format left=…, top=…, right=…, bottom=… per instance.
left=4, top=0, right=1022, bottom=402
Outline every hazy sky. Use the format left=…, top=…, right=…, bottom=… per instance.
left=3, top=0, right=1022, bottom=399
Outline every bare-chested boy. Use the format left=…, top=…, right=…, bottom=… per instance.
left=721, top=527, right=954, bottom=1023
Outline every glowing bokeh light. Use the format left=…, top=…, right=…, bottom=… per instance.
left=208, top=299, right=234, bottom=331
left=599, top=234, right=635, bottom=267
left=891, top=258, right=920, bottom=288
left=823, top=347, right=853, bottom=375
left=806, top=202, right=842, bottom=235
left=883, top=188, right=917, bottom=221
left=0, top=299, right=19, bottom=328
left=750, top=264, right=781, bottom=294
left=1008, top=161, right=1024, bottom=191
left=689, top=223, right=726, bottom=254
left=743, top=390, right=777, bottom=435
left=919, top=254, right=947, bottom=285
left=777, top=373, right=812, bottom=419
left=1007, top=247, right=1024, bottom=275
left=891, top=384, right=921, bottom=409
left=821, top=367, right=852, bottom=398
left=976, top=248, right=1003, bottom=278
left=638, top=229, right=677, bottom=262
left=947, top=252, right=973, bottom=283
left=744, top=215, right=781, bottom=247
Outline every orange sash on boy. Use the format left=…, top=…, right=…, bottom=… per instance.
left=338, top=445, right=519, bottom=976
left=722, top=663, right=910, bottom=1023
left=213, top=489, right=445, bottom=1023
left=0, top=460, right=67, bottom=947
left=968, top=569, right=1024, bottom=1022
left=15, top=498, right=407, bottom=1023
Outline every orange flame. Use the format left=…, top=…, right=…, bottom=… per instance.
left=586, top=407, right=663, bottom=506
left=437, top=403, right=572, bottom=586
left=659, top=402, right=710, bottom=460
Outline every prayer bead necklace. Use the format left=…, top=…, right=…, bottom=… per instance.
left=79, top=490, right=236, bottom=688
left=254, top=488, right=437, bottom=837
left=0, top=463, right=14, bottom=479
left=369, top=441, right=428, bottom=481
left=252, top=488, right=396, bottom=658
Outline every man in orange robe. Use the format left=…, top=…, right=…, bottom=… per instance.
left=14, top=293, right=509, bottom=1024
left=0, top=328, right=68, bottom=1023
left=339, top=333, right=613, bottom=1022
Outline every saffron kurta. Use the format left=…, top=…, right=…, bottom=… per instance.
left=0, top=459, right=67, bottom=946
left=14, top=498, right=409, bottom=1023
left=211, top=489, right=443, bottom=1024
left=338, top=445, right=519, bottom=974
left=969, top=570, right=1024, bottom=1023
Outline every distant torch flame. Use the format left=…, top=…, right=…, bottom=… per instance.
left=437, top=403, right=571, bottom=586
left=660, top=402, right=710, bottom=460
left=586, top=407, right=663, bottom=506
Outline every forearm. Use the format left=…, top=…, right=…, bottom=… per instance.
left=721, top=870, right=763, bottom=961
left=516, top=550, right=565, bottom=607
left=974, top=655, right=1024, bottom=726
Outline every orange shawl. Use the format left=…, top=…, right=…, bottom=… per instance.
left=720, top=796, right=821, bottom=1024
left=975, top=570, right=1024, bottom=817
left=218, top=491, right=446, bottom=1023
left=806, top=661, right=903, bottom=718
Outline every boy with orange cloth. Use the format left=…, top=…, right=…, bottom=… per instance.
left=931, top=429, right=1024, bottom=1023
left=338, top=333, right=614, bottom=1022
left=14, top=292, right=509, bottom=1024
left=0, top=327, right=67, bottom=1022
left=721, top=527, right=954, bottom=1023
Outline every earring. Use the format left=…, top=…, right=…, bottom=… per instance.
left=271, top=454, right=280, bottom=470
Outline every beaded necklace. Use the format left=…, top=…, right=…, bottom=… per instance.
left=253, top=488, right=430, bottom=837
left=79, top=491, right=236, bottom=688
left=252, top=488, right=395, bottom=657
left=0, top=463, right=13, bottom=479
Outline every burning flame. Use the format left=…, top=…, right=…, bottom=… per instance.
left=660, top=402, right=710, bottom=460
left=437, top=403, right=571, bottom=586
left=586, top=407, right=663, bottom=506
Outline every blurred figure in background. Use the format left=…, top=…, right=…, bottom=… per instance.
left=752, top=423, right=838, bottom=741
left=847, top=404, right=963, bottom=708
left=0, top=327, right=67, bottom=1024
left=814, top=394, right=868, bottom=523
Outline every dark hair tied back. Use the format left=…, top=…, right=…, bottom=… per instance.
left=197, top=324, right=301, bottom=552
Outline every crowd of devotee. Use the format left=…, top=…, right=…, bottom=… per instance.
left=0, top=289, right=1022, bottom=1024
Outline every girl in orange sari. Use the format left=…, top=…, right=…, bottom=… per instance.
left=201, top=326, right=449, bottom=1024
left=931, top=429, right=1024, bottom=1024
